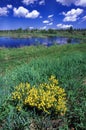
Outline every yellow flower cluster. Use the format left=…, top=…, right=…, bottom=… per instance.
left=12, top=82, right=30, bottom=100
left=12, top=76, right=67, bottom=115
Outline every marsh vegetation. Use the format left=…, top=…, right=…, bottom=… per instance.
left=0, top=43, right=86, bottom=129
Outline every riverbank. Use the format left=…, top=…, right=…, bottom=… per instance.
left=0, top=30, right=86, bottom=40
left=0, top=43, right=86, bottom=76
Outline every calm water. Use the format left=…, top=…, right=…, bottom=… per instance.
left=0, top=36, right=80, bottom=48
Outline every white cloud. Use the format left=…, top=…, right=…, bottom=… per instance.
left=56, top=0, right=86, bottom=7
left=47, top=22, right=53, bottom=25
left=13, top=6, right=28, bottom=17
left=76, top=0, right=86, bottom=7
left=13, top=6, right=40, bottom=18
left=82, top=15, right=86, bottom=20
left=57, top=23, right=73, bottom=29
left=26, top=10, right=40, bottom=18
left=22, top=0, right=37, bottom=5
left=48, top=14, right=54, bottom=18
left=7, top=5, right=12, bottom=9
left=56, top=0, right=74, bottom=6
left=29, top=26, right=34, bottom=29
left=40, top=26, right=47, bottom=29
left=0, top=5, right=12, bottom=16
left=43, top=17, right=53, bottom=26
left=39, top=0, right=45, bottom=5
left=22, top=0, right=45, bottom=5
left=43, top=20, right=49, bottom=23
left=0, top=7, right=8, bottom=16
left=63, top=8, right=83, bottom=22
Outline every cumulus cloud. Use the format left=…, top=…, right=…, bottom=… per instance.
left=13, top=6, right=40, bottom=18
left=75, top=0, right=86, bottom=7
left=57, top=23, right=73, bottom=29
left=48, top=14, right=54, bottom=18
left=22, top=0, right=37, bottom=5
left=7, top=5, right=12, bottom=9
left=0, top=7, right=8, bottom=16
left=0, top=5, right=13, bottom=16
left=43, top=20, right=49, bottom=23
left=56, top=0, right=86, bottom=7
left=63, top=8, right=83, bottom=22
left=13, top=7, right=28, bottom=17
left=26, top=10, right=40, bottom=18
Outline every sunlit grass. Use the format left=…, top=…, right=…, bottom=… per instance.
left=0, top=43, right=86, bottom=129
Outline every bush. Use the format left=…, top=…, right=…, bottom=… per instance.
left=12, top=76, right=67, bottom=115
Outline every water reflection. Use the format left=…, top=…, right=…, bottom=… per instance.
left=0, top=36, right=80, bottom=48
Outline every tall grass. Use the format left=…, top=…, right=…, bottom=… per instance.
left=0, top=44, right=86, bottom=129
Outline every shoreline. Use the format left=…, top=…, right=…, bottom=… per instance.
left=0, top=31, right=86, bottom=39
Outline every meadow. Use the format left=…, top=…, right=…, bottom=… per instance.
left=0, top=43, right=86, bottom=130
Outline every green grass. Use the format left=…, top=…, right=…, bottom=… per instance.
left=0, top=43, right=86, bottom=130
left=0, top=44, right=86, bottom=75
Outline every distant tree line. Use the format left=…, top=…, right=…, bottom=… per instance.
left=0, top=27, right=86, bottom=36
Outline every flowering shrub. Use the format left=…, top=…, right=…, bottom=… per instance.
left=12, top=76, right=67, bottom=115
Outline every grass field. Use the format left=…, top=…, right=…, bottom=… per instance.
left=0, top=43, right=86, bottom=130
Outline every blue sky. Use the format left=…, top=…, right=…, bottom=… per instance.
left=0, top=0, right=86, bottom=30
